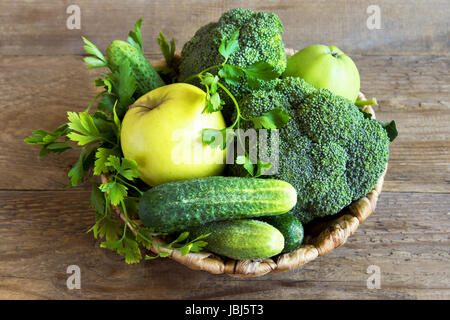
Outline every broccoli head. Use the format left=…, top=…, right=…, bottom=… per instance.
left=228, top=77, right=390, bottom=223
left=179, top=8, right=287, bottom=121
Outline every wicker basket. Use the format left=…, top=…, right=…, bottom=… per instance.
left=105, top=51, right=387, bottom=278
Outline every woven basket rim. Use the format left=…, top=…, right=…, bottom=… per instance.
left=104, top=51, right=387, bottom=278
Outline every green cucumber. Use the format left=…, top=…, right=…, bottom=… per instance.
left=259, top=213, right=304, bottom=253
left=106, top=40, right=165, bottom=97
left=138, top=176, right=297, bottom=233
left=189, top=219, right=285, bottom=260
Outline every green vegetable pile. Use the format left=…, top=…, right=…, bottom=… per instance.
left=25, top=19, right=209, bottom=263
left=25, top=8, right=397, bottom=264
left=228, top=77, right=394, bottom=223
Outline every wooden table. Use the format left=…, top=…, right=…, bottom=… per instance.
left=0, top=0, right=448, bottom=299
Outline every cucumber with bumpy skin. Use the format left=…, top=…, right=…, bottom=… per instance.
left=106, top=40, right=165, bottom=97
left=259, top=213, right=304, bottom=253
left=189, top=219, right=285, bottom=260
left=138, top=176, right=297, bottom=233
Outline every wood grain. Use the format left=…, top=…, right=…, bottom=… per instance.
left=0, top=190, right=448, bottom=299
left=1, top=0, right=449, bottom=56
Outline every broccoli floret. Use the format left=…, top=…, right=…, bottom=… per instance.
left=298, top=90, right=389, bottom=200
left=228, top=77, right=390, bottom=223
left=179, top=8, right=287, bottom=121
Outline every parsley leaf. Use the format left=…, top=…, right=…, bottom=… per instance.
left=242, top=61, right=280, bottom=81
left=90, top=183, right=106, bottom=213
left=68, top=151, right=86, bottom=186
left=68, top=147, right=96, bottom=186
left=201, top=73, right=218, bottom=86
left=250, top=108, right=291, bottom=129
left=98, top=217, right=122, bottom=242
left=218, top=64, right=244, bottom=86
left=246, top=75, right=262, bottom=89
left=67, top=111, right=116, bottom=146
left=115, top=61, right=137, bottom=107
left=112, top=101, right=121, bottom=133
left=82, top=36, right=107, bottom=69
left=200, top=73, right=225, bottom=113
left=218, top=30, right=240, bottom=62
left=83, top=57, right=107, bottom=69
left=188, top=241, right=208, bottom=253
left=94, top=77, right=113, bottom=93
left=188, top=234, right=209, bottom=252
left=156, top=31, right=177, bottom=83
left=121, top=235, right=143, bottom=264
left=97, top=93, right=123, bottom=116
left=127, top=18, right=143, bottom=52
left=93, top=147, right=120, bottom=175
left=208, top=92, right=222, bottom=112
left=24, top=124, right=73, bottom=157
left=134, top=227, right=153, bottom=250
left=235, top=156, right=272, bottom=178
left=236, top=155, right=255, bottom=176
left=45, top=142, right=73, bottom=153
left=99, top=181, right=128, bottom=206
left=157, top=31, right=176, bottom=67
left=24, top=125, right=70, bottom=145
left=146, top=232, right=210, bottom=258
left=376, top=119, right=398, bottom=142
left=89, top=210, right=105, bottom=239
left=104, top=155, right=140, bottom=181
left=172, top=231, right=189, bottom=243
left=95, top=73, right=116, bottom=94
left=101, top=231, right=142, bottom=264
left=67, top=112, right=100, bottom=145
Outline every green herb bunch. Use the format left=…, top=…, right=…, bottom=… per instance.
left=25, top=19, right=208, bottom=264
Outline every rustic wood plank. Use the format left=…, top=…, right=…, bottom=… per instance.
left=354, top=55, right=450, bottom=192
left=0, top=55, right=99, bottom=191
left=0, top=0, right=448, bottom=56
left=0, top=55, right=448, bottom=192
left=0, top=190, right=448, bottom=299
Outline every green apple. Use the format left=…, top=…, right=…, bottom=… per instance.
left=283, top=44, right=360, bottom=102
left=120, top=83, right=226, bottom=186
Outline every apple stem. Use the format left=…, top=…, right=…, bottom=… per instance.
left=355, top=97, right=378, bottom=107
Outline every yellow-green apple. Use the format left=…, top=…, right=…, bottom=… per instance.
left=120, top=83, right=226, bottom=186
left=283, top=44, right=360, bottom=102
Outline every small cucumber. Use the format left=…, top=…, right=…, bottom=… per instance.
left=259, top=213, right=304, bottom=253
left=138, top=176, right=297, bottom=233
left=106, top=40, right=165, bottom=97
left=189, top=219, right=285, bottom=260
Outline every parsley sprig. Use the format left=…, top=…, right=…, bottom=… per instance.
left=25, top=19, right=208, bottom=264
left=155, top=31, right=178, bottom=83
